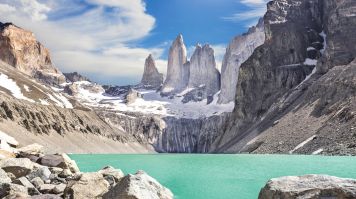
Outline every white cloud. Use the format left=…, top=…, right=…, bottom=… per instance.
left=222, top=0, right=268, bottom=26
left=0, top=0, right=163, bottom=85
left=0, top=3, right=16, bottom=13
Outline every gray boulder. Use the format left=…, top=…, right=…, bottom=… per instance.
left=0, top=158, right=36, bottom=178
left=64, top=172, right=109, bottom=199
left=103, top=170, right=173, bottom=199
left=259, top=175, right=356, bottom=199
left=27, top=166, right=51, bottom=181
left=98, top=166, right=124, bottom=187
left=31, top=194, right=62, bottom=199
left=17, top=144, right=44, bottom=158
left=0, top=183, right=28, bottom=198
left=39, top=154, right=79, bottom=174
left=0, top=168, right=11, bottom=184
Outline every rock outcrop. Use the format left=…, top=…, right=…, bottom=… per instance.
left=103, top=170, right=173, bottom=199
left=212, top=0, right=356, bottom=153
left=63, top=72, right=90, bottom=83
left=218, top=18, right=265, bottom=104
left=161, top=34, right=189, bottom=95
left=188, top=44, right=220, bottom=98
left=0, top=22, right=65, bottom=85
left=259, top=175, right=356, bottom=199
left=140, top=54, right=163, bottom=89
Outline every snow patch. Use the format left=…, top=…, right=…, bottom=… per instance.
left=289, top=135, right=316, bottom=154
left=312, top=148, right=323, bottom=155
left=0, top=73, right=35, bottom=103
left=304, top=58, right=318, bottom=66
left=0, top=130, right=18, bottom=153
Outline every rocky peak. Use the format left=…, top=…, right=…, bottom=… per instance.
left=161, top=34, right=189, bottom=95
left=188, top=44, right=220, bottom=97
left=218, top=18, right=265, bottom=104
left=0, top=22, right=65, bottom=85
left=140, top=54, right=163, bottom=89
left=63, top=72, right=90, bottom=83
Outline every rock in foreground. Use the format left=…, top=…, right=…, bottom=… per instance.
left=259, top=175, right=356, bottom=199
left=103, top=170, right=173, bottom=199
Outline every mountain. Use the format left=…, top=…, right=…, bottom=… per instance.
left=211, top=0, right=356, bottom=155
left=218, top=18, right=265, bottom=104
left=140, top=54, right=163, bottom=89
left=64, top=72, right=91, bottom=83
left=161, top=34, right=189, bottom=95
left=0, top=0, right=355, bottom=155
left=0, top=22, right=65, bottom=85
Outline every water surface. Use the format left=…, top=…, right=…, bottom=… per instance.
left=70, top=154, right=356, bottom=199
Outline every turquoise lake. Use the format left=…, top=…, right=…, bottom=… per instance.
left=69, top=154, right=356, bottom=199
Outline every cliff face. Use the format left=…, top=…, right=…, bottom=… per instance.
left=212, top=0, right=356, bottom=154
left=140, top=54, right=163, bottom=89
left=161, top=35, right=189, bottom=94
left=188, top=44, right=220, bottom=98
left=0, top=23, right=65, bottom=85
left=218, top=19, right=265, bottom=104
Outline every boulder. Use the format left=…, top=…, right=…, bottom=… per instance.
left=0, top=183, right=28, bottom=198
left=30, top=177, right=44, bottom=189
left=17, top=144, right=44, bottom=158
left=0, top=168, right=11, bottom=184
left=0, top=150, right=16, bottom=159
left=38, top=184, right=55, bottom=194
left=13, top=177, right=35, bottom=189
left=39, top=154, right=79, bottom=174
left=0, top=158, right=35, bottom=178
left=64, top=172, right=109, bottom=199
left=98, top=166, right=124, bottom=187
left=125, top=89, right=142, bottom=105
left=31, top=194, right=62, bottom=199
left=52, top=183, right=66, bottom=194
left=27, top=166, right=51, bottom=181
left=259, top=175, right=356, bottom=199
left=103, top=170, right=173, bottom=199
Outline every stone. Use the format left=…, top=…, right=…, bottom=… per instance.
left=0, top=150, right=16, bottom=159
left=64, top=172, right=109, bottom=199
left=30, top=177, right=44, bottom=189
left=17, top=144, right=44, bottom=158
left=259, top=175, right=356, bottom=199
left=98, top=166, right=124, bottom=186
left=188, top=44, right=220, bottom=98
left=13, top=177, right=35, bottom=189
left=48, top=167, right=63, bottom=175
left=218, top=18, right=265, bottom=104
left=161, top=34, right=189, bottom=95
left=39, top=154, right=79, bottom=174
left=31, top=194, right=62, bottom=199
left=27, top=166, right=51, bottom=181
left=0, top=183, right=28, bottom=198
left=0, top=23, right=65, bottom=85
left=0, top=158, right=35, bottom=178
left=38, top=184, right=55, bottom=194
left=0, top=168, right=11, bottom=184
left=125, top=89, right=142, bottom=105
left=103, top=170, right=173, bottom=199
left=52, top=183, right=66, bottom=194
left=140, top=54, right=164, bottom=89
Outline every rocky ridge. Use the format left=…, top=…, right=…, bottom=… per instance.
left=211, top=0, right=356, bottom=154
left=0, top=22, right=65, bottom=85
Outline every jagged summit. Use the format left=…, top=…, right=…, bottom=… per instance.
left=161, top=34, right=189, bottom=94
left=140, top=54, right=163, bottom=89
left=188, top=44, right=220, bottom=97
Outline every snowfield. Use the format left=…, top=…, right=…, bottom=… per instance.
left=72, top=81, right=234, bottom=119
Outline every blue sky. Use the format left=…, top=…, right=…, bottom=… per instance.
left=0, top=0, right=268, bottom=85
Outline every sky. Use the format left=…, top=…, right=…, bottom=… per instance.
left=0, top=0, right=268, bottom=85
